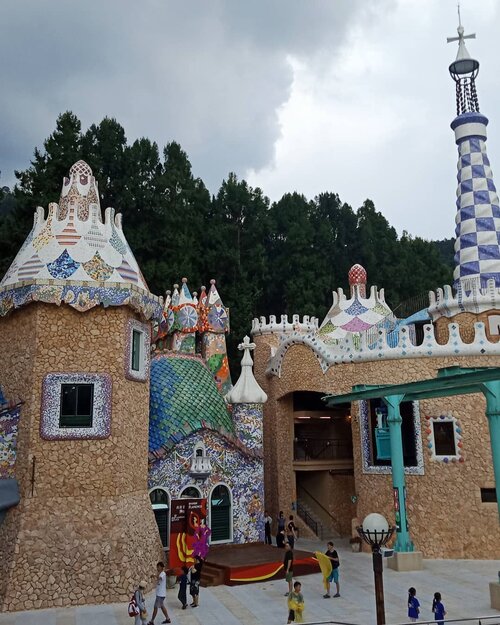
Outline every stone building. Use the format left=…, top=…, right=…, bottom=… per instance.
left=149, top=275, right=267, bottom=548
left=0, top=161, right=164, bottom=611
left=250, top=19, right=500, bottom=560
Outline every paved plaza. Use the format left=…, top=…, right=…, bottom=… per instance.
left=0, top=539, right=498, bottom=625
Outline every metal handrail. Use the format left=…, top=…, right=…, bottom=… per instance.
left=296, top=500, right=321, bottom=537
left=297, top=484, right=340, bottom=530
left=294, top=437, right=353, bottom=461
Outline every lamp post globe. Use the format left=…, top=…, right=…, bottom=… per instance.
left=362, top=513, right=389, bottom=535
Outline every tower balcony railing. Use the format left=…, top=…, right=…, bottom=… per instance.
left=293, top=437, right=353, bottom=461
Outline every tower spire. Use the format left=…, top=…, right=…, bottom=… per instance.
left=447, top=4, right=479, bottom=115
left=446, top=10, right=500, bottom=294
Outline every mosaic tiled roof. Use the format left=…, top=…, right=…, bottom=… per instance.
left=149, top=353, right=234, bottom=453
left=0, top=161, right=161, bottom=319
left=318, top=265, right=396, bottom=344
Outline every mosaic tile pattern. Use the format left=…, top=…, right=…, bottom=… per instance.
left=0, top=406, right=21, bottom=478
left=0, top=161, right=160, bottom=320
left=359, top=400, right=424, bottom=475
left=425, top=413, right=464, bottom=463
left=40, top=372, right=112, bottom=440
left=0, top=282, right=162, bottom=320
left=149, top=354, right=234, bottom=453
left=149, top=429, right=264, bottom=543
left=452, top=112, right=500, bottom=290
left=124, top=319, right=151, bottom=382
left=232, top=404, right=263, bottom=450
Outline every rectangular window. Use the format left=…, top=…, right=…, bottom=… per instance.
left=480, top=488, right=497, bottom=503
left=59, top=384, right=94, bottom=428
left=131, top=329, right=142, bottom=372
left=369, top=399, right=417, bottom=467
left=433, top=421, right=456, bottom=456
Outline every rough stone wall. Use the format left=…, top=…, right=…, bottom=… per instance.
left=435, top=310, right=500, bottom=344
left=253, top=333, right=500, bottom=559
left=0, top=303, right=163, bottom=612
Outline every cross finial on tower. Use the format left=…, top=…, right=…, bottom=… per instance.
left=447, top=3, right=476, bottom=51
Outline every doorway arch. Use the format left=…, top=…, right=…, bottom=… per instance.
left=180, top=485, right=201, bottom=498
left=149, top=487, right=170, bottom=548
left=209, top=483, right=232, bottom=543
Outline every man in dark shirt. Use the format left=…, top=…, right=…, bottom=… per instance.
left=283, top=543, right=294, bottom=595
left=323, top=541, right=340, bottom=598
left=286, top=515, right=297, bottom=550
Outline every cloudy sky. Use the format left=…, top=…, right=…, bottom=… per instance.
left=1, top=0, right=499, bottom=240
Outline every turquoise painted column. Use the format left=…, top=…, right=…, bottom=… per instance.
left=481, top=381, right=500, bottom=519
left=383, top=394, right=414, bottom=552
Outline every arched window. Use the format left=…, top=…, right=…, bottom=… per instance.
left=210, top=484, right=232, bottom=543
left=181, top=486, right=201, bottom=499
left=149, top=488, right=170, bottom=548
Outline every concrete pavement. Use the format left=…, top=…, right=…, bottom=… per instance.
left=0, top=538, right=498, bottom=624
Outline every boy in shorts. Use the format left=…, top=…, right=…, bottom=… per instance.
left=287, top=581, right=304, bottom=623
left=283, top=543, right=294, bottom=595
left=147, top=561, right=171, bottom=625
left=324, top=541, right=340, bottom=598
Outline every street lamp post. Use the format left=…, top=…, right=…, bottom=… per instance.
left=357, top=513, right=395, bottom=625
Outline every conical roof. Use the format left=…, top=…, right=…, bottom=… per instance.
left=0, top=161, right=161, bottom=319
left=225, top=336, right=267, bottom=404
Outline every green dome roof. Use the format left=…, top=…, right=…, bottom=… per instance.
left=149, top=354, right=234, bottom=453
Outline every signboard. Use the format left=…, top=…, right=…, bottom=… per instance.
left=169, top=498, right=207, bottom=569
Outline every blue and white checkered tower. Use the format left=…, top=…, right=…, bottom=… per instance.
left=448, top=11, right=500, bottom=292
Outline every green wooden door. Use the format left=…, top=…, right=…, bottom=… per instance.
left=210, top=485, right=231, bottom=542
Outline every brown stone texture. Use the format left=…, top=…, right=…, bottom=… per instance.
left=0, top=303, right=163, bottom=612
left=253, top=333, right=500, bottom=559
left=435, top=309, right=500, bottom=344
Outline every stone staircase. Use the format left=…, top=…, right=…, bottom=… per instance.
left=297, top=497, right=340, bottom=541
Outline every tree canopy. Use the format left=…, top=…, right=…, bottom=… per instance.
left=0, top=112, right=454, bottom=369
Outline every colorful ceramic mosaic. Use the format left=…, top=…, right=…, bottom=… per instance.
left=124, top=319, right=151, bottom=382
left=452, top=112, right=500, bottom=291
left=149, top=429, right=264, bottom=543
left=149, top=353, right=234, bottom=454
left=0, top=282, right=161, bottom=320
left=232, top=403, right=263, bottom=450
left=359, top=400, right=424, bottom=475
left=203, top=333, right=232, bottom=395
left=0, top=406, right=21, bottom=479
left=40, top=372, right=112, bottom=440
left=425, top=413, right=465, bottom=463
left=318, top=266, right=396, bottom=344
left=0, top=161, right=160, bottom=321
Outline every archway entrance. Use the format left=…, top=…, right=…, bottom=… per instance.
left=150, top=488, right=169, bottom=548
left=210, top=484, right=231, bottom=543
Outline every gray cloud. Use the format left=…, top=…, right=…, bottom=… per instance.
left=0, top=0, right=368, bottom=190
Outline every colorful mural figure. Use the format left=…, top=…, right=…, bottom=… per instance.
left=193, top=518, right=212, bottom=559
left=170, top=498, right=207, bottom=569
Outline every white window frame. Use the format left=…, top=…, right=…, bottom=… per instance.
left=208, top=482, right=233, bottom=545
left=125, top=319, right=150, bottom=382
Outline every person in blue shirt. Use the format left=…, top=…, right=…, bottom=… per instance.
left=407, top=587, right=420, bottom=621
left=432, top=592, right=446, bottom=625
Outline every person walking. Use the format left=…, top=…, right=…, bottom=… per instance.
left=277, top=510, right=286, bottom=544
left=432, top=592, right=446, bottom=625
left=264, top=510, right=273, bottom=545
left=133, top=581, right=148, bottom=625
left=286, top=515, right=298, bottom=550
left=287, top=581, right=305, bottom=623
left=407, top=587, right=420, bottom=622
left=177, top=566, right=189, bottom=610
left=147, top=562, right=171, bottom=625
left=283, top=543, right=294, bottom=596
left=323, top=541, right=340, bottom=598
left=189, top=555, right=203, bottom=607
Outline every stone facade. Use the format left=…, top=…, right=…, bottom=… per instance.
left=0, top=303, right=163, bottom=611
left=253, top=335, right=500, bottom=559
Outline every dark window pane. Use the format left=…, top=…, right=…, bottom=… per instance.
left=59, top=384, right=94, bottom=428
left=131, top=330, right=141, bottom=371
left=150, top=489, right=169, bottom=506
left=480, top=488, right=497, bottom=503
left=181, top=486, right=200, bottom=498
left=61, top=385, right=77, bottom=417
left=433, top=421, right=456, bottom=456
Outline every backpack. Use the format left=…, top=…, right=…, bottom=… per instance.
left=128, top=593, right=140, bottom=617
